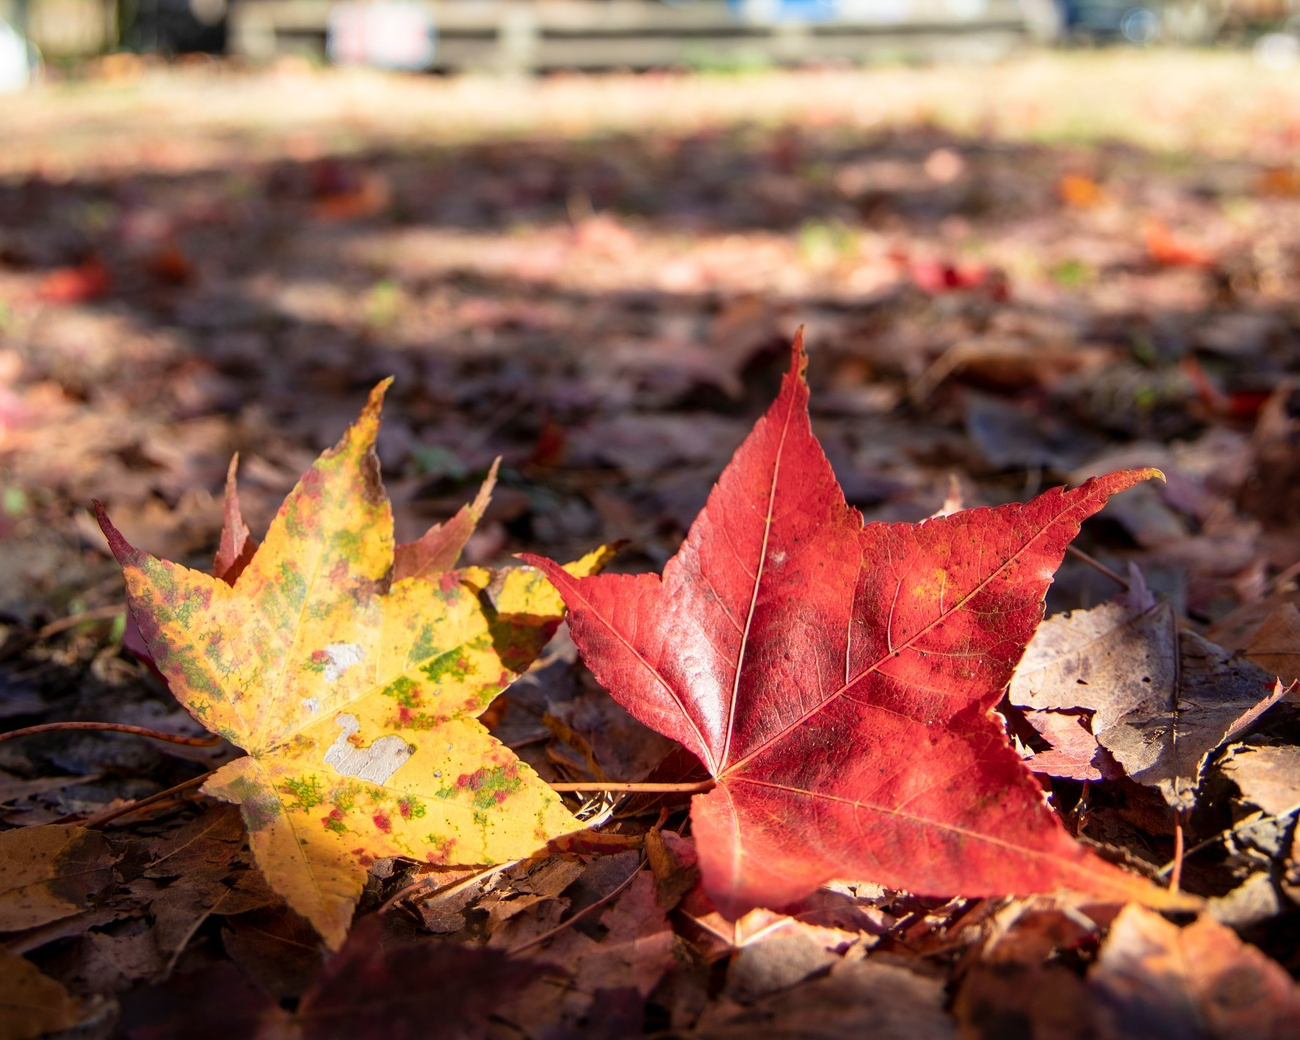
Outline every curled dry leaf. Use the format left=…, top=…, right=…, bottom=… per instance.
left=98, top=383, right=599, bottom=948
left=529, top=334, right=1191, bottom=918
left=1010, top=583, right=1289, bottom=808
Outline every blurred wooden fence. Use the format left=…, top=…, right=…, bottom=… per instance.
left=229, top=0, right=1032, bottom=71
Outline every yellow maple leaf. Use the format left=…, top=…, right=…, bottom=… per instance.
left=96, top=382, right=599, bottom=949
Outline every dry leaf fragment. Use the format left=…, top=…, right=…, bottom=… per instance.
left=1220, top=745, right=1300, bottom=817
left=1091, top=905, right=1300, bottom=1040
left=1242, top=602, right=1300, bottom=686
left=98, top=383, right=596, bottom=948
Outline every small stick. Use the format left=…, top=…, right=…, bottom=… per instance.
left=0, top=721, right=222, bottom=748
left=83, top=772, right=213, bottom=827
left=1168, top=810, right=1185, bottom=894
left=507, top=855, right=645, bottom=955
left=1157, top=800, right=1300, bottom=877
left=36, top=605, right=125, bottom=641
left=1064, top=545, right=1131, bottom=591
left=548, top=780, right=715, bottom=794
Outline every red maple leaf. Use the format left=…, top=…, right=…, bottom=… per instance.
left=528, top=334, right=1190, bottom=918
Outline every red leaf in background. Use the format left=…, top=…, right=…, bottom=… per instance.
left=1144, top=219, right=1215, bottom=268
left=37, top=255, right=112, bottom=303
left=529, top=334, right=1190, bottom=918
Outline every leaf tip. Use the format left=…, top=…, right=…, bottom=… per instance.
left=349, top=376, right=395, bottom=432
left=790, top=326, right=808, bottom=382
left=92, top=500, right=135, bottom=564
left=517, top=552, right=563, bottom=583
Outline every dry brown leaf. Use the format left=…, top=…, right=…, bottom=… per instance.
left=1010, top=588, right=1287, bottom=807
left=1091, top=906, right=1300, bottom=1040
left=0, top=951, right=84, bottom=1040
left=690, top=959, right=955, bottom=1040
left=1242, top=603, right=1300, bottom=686
left=1220, top=745, right=1300, bottom=817
left=0, top=826, right=115, bottom=932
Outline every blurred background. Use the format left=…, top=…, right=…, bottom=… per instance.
left=2, top=0, right=1300, bottom=75
left=4, top=0, right=1300, bottom=633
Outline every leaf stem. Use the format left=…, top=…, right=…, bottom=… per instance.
left=36, top=605, right=126, bottom=641
left=1168, top=810, right=1185, bottom=894
left=1157, top=800, right=1300, bottom=877
left=547, top=780, right=716, bottom=794
left=0, top=721, right=223, bottom=748
left=1064, top=545, right=1130, bottom=590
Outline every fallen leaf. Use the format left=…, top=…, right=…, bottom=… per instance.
left=36, top=255, right=112, bottom=303
left=1058, top=172, right=1106, bottom=208
left=496, top=870, right=676, bottom=1039
left=529, top=334, right=1187, bottom=917
left=294, top=916, right=542, bottom=1040
left=212, top=455, right=257, bottom=583
left=1145, top=219, right=1216, bottom=268
left=1018, top=709, right=1123, bottom=782
left=98, top=383, right=596, bottom=948
left=1009, top=586, right=1288, bottom=808
left=689, top=959, right=955, bottom=1040
left=0, top=825, right=115, bottom=932
left=1242, top=602, right=1300, bottom=685
left=951, top=898, right=1101, bottom=1040
left=222, top=904, right=327, bottom=1001
left=1090, top=905, right=1300, bottom=1040
left=1219, top=745, right=1300, bottom=817
left=138, top=806, right=276, bottom=967
left=121, top=961, right=287, bottom=1040
left=0, top=950, right=84, bottom=1040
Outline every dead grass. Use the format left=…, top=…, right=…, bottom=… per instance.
left=5, top=49, right=1300, bottom=179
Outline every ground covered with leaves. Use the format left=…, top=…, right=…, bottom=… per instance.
left=3, top=51, right=1300, bottom=1039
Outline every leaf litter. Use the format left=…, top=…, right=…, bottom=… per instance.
left=3, top=55, right=1300, bottom=1039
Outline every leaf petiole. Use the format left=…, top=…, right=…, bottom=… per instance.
left=548, top=780, right=716, bottom=794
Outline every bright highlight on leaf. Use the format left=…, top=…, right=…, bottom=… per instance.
left=529, top=333, right=1194, bottom=918
left=97, top=383, right=592, bottom=949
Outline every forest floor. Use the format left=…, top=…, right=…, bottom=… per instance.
left=2, top=49, right=1300, bottom=1038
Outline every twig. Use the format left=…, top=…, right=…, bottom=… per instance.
left=1169, top=810, right=1185, bottom=894
left=0, top=721, right=222, bottom=748
left=1157, top=800, right=1300, bottom=877
left=507, top=854, right=645, bottom=955
left=36, top=605, right=125, bottom=641
left=1064, top=545, right=1131, bottom=591
left=82, top=771, right=213, bottom=827
left=548, top=780, right=715, bottom=794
